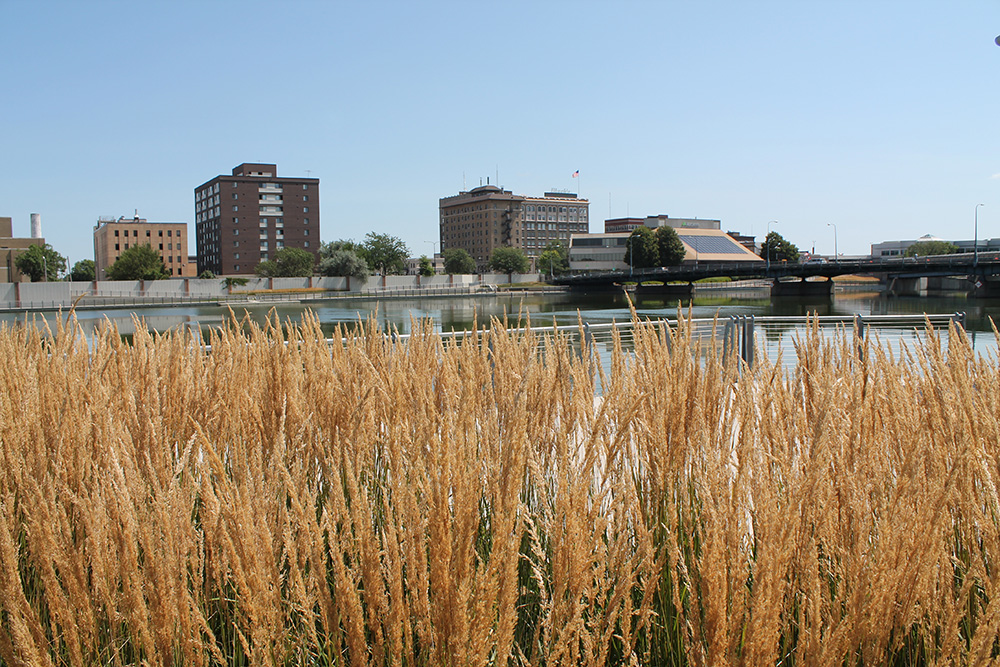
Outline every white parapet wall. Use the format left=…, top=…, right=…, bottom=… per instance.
left=0, top=273, right=545, bottom=310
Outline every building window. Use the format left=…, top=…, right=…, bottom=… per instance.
left=232, top=193, right=238, bottom=200
left=234, top=229, right=239, bottom=236
left=302, top=184, right=307, bottom=190
left=114, top=243, right=119, bottom=250
left=303, top=218, right=309, bottom=224
left=303, top=207, right=309, bottom=213
left=146, top=230, right=151, bottom=236
left=304, top=241, right=310, bottom=248
left=168, top=230, right=172, bottom=237
left=158, top=230, right=163, bottom=237
left=303, top=195, right=309, bottom=202
left=132, top=230, right=138, bottom=236
left=177, top=256, right=181, bottom=262
left=235, top=253, right=240, bottom=259
left=159, top=244, right=163, bottom=250
left=232, top=205, right=238, bottom=211
left=304, top=229, right=309, bottom=236
left=114, top=230, right=119, bottom=237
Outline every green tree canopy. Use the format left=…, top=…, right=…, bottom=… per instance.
left=443, top=248, right=477, bottom=275
left=905, top=240, right=959, bottom=257
left=254, top=260, right=278, bottom=277
left=654, top=226, right=687, bottom=266
left=105, top=244, right=169, bottom=281
left=760, top=231, right=800, bottom=264
left=418, top=255, right=435, bottom=277
left=538, top=241, right=570, bottom=277
left=255, top=248, right=316, bottom=278
left=15, top=243, right=66, bottom=282
left=624, top=227, right=659, bottom=269
left=274, top=247, right=316, bottom=277
left=361, top=232, right=409, bottom=275
left=489, top=246, right=530, bottom=274
left=318, top=248, right=369, bottom=283
left=68, top=259, right=96, bottom=282
left=198, top=270, right=216, bottom=279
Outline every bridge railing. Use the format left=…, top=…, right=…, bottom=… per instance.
left=355, top=312, right=969, bottom=371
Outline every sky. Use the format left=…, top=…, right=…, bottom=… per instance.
left=2, top=0, right=999, bottom=266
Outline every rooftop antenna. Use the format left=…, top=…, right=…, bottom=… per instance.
left=463, top=172, right=466, bottom=190
left=496, top=164, right=499, bottom=189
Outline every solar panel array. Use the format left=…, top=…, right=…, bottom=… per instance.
left=678, top=235, right=748, bottom=255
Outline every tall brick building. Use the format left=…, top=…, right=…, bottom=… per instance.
left=195, top=163, right=319, bottom=275
left=439, top=185, right=589, bottom=271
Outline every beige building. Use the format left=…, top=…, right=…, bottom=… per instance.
left=94, top=215, right=195, bottom=278
left=0, top=216, right=45, bottom=282
left=439, top=185, right=590, bottom=270
left=569, top=228, right=763, bottom=273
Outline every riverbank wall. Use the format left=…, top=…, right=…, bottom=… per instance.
left=0, top=273, right=548, bottom=312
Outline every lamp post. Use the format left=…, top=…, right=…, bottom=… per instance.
left=766, top=220, right=778, bottom=271
left=975, top=203, right=985, bottom=268
left=827, top=223, right=838, bottom=264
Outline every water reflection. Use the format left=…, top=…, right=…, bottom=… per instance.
left=3, top=290, right=1000, bottom=340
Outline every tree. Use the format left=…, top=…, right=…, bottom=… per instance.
left=418, top=255, right=435, bottom=277
left=760, top=231, right=800, bottom=264
left=537, top=241, right=570, bottom=277
left=198, top=270, right=216, bottom=279
left=15, top=243, right=66, bottom=282
left=905, top=240, right=959, bottom=257
left=105, top=244, right=169, bottom=281
left=443, top=248, right=477, bottom=275
left=274, top=247, right=316, bottom=277
left=624, top=227, right=659, bottom=269
left=319, top=248, right=369, bottom=283
left=254, top=260, right=278, bottom=277
left=68, top=259, right=96, bottom=282
left=361, top=232, right=409, bottom=275
left=489, top=246, right=529, bottom=274
left=654, top=226, right=687, bottom=266
left=255, top=248, right=315, bottom=278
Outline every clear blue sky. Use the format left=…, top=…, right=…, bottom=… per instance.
left=2, top=0, right=999, bottom=264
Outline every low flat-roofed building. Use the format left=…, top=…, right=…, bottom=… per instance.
left=570, top=228, right=762, bottom=272
left=0, top=216, right=45, bottom=282
left=871, top=234, right=1000, bottom=258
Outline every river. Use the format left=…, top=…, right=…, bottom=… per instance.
left=3, top=288, right=998, bottom=362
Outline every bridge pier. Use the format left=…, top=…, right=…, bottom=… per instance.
left=636, top=282, right=694, bottom=299
left=770, top=277, right=833, bottom=298
left=889, top=276, right=972, bottom=297
left=968, top=276, right=1000, bottom=298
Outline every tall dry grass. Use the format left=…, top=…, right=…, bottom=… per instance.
left=0, top=311, right=998, bottom=666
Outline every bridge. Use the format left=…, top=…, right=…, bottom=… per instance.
left=554, top=252, right=1000, bottom=297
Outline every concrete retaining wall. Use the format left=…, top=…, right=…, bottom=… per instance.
left=1, top=273, right=544, bottom=310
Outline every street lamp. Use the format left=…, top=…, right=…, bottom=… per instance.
left=766, top=220, right=778, bottom=271
left=827, top=223, right=838, bottom=264
left=975, top=203, right=985, bottom=267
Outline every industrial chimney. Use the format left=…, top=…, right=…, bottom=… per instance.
left=30, top=213, right=41, bottom=239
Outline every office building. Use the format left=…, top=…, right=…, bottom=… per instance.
left=439, top=184, right=589, bottom=270
left=1, top=216, right=45, bottom=282
left=94, top=215, right=194, bottom=278
left=195, top=163, right=319, bottom=275
left=569, top=227, right=762, bottom=272
left=604, top=215, right=721, bottom=234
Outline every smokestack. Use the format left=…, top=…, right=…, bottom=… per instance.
left=30, top=213, right=41, bottom=239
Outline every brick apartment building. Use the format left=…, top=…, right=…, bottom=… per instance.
left=195, top=163, right=319, bottom=275
left=93, top=215, right=194, bottom=278
left=439, top=185, right=589, bottom=270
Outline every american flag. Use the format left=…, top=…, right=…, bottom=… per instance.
left=572, top=170, right=579, bottom=178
